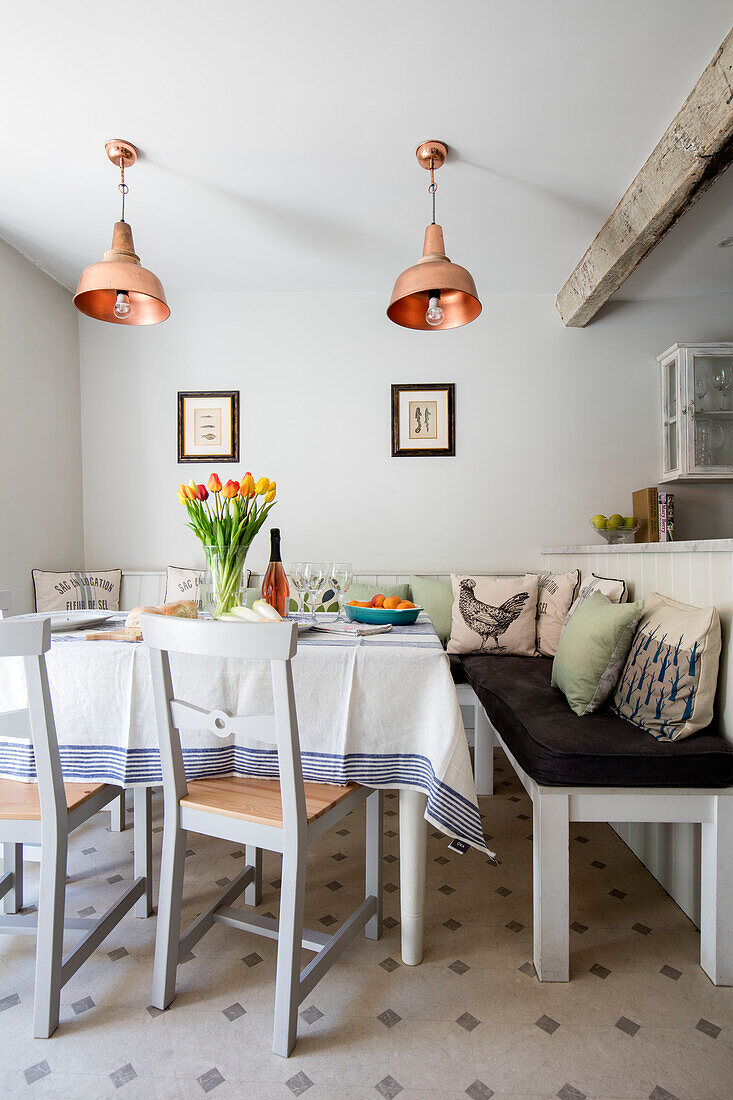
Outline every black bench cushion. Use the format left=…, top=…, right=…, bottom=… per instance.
left=449, top=654, right=467, bottom=685
left=460, top=654, right=733, bottom=788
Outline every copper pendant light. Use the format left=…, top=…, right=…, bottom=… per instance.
left=387, top=141, right=481, bottom=331
left=74, top=140, right=170, bottom=326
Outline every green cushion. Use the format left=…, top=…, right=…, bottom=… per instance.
left=345, top=581, right=412, bottom=605
left=409, top=575, right=453, bottom=646
left=551, top=591, right=643, bottom=716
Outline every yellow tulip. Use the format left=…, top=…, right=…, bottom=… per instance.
left=265, top=488, right=276, bottom=503
left=240, top=472, right=255, bottom=498
left=255, top=477, right=270, bottom=495
left=177, top=489, right=187, bottom=506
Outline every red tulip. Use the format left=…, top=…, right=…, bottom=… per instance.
left=207, top=473, right=222, bottom=494
left=196, top=484, right=209, bottom=501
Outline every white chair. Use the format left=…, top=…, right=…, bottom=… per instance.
left=0, top=618, right=151, bottom=1037
left=143, top=614, right=383, bottom=1057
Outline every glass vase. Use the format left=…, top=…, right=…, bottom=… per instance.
left=202, top=545, right=249, bottom=618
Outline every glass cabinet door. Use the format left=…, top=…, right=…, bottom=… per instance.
left=687, top=352, right=733, bottom=474
left=661, top=355, right=678, bottom=476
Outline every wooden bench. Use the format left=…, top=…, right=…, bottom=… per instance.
left=455, top=655, right=733, bottom=986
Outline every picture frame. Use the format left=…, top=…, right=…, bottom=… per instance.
left=391, top=383, right=455, bottom=457
left=177, top=390, right=240, bottom=463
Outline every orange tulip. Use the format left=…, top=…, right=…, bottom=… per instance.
left=177, top=489, right=187, bottom=505
left=184, top=484, right=197, bottom=501
left=196, top=484, right=209, bottom=501
left=207, top=473, right=222, bottom=493
left=240, top=472, right=255, bottom=498
left=255, top=477, right=270, bottom=495
left=222, top=479, right=239, bottom=499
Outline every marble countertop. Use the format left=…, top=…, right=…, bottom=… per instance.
left=541, top=539, right=733, bottom=554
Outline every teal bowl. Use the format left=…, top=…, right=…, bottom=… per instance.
left=345, top=604, right=422, bottom=626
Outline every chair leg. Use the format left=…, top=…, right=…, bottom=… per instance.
left=474, top=703, right=494, bottom=796
left=110, top=789, right=126, bottom=832
left=532, top=791, right=569, bottom=982
left=33, top=831, right=68, bottom=1038
left=272, top=841, right=307, bottom=1057
left=2, top=844, right=23, bottom=914
left=365, top=790, right=383, bottom=940
left=700, top=796, right=733, bottom=985
left=134, top=787, right=153, bottom=918
left=151, top=811, right=187, bottom=1011
left=244, top=845, right=262, bottom=906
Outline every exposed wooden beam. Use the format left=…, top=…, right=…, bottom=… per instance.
left=556, top=28, right=733, bottom=327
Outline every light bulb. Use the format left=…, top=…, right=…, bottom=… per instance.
left=113, top=291, right=132, bottom=319
left=426, top=295, right=444, bottom=326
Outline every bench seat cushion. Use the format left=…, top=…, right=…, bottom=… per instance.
left=449, top=654, right=467, bottom=685
left=460, top=654, right=733, bottom=788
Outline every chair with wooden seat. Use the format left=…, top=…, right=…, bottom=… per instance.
left=0, top=618, right=150, bottom=1037
left=142, top=614, right=383, bottom=1057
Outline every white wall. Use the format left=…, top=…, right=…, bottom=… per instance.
left=78, top=292, right=733, bottom=575
left=0, top=239, right=83, bottom=614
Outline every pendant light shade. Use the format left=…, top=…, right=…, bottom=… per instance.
left=74, top=220, right=170, bottom=325
left=387, top=223, right=481, bottom=330
left=74, top=140, right=169, bottom=326
left=388, top=141, right=480, bottom=331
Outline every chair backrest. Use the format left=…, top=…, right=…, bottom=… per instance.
left=0, top=618, right=67, bottom=827
left=141, top=616, right=306, bottom=835
left=0, top=590, right=10, bottom=619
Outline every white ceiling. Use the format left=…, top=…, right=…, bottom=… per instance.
left=2, top=1, right=732, bottom=300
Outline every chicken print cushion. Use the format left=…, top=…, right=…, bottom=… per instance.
left=447, top=574, right=539, bottom=657
left=611, top=592, right=721, bottom=741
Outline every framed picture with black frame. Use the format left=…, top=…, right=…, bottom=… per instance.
left=177, top=390, right=240, bottom=463
left=391, top=383, right=455, bottom=457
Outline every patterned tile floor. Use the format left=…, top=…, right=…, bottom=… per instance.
left=1, top=750, right=732, bottom=1098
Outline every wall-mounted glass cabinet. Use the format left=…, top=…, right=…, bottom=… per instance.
left=658, top=343, right=733, bottom=482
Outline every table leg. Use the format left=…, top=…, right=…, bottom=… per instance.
left=134, top=787, right=153, bottom=917
left=110, top=789, right=126, bottom=832
left=399, top=788, right=427, bottom=966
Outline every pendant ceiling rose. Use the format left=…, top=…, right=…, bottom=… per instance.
left=415, top=140, right=447, bottom=171
left=387, top=139, right=481, bottom=331
left=104, top=139, right=139, bottom=168
left=73, top=138, right=169, bottom=326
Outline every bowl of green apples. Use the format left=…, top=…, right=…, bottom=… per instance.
left=589, top=514, right=640, bottom=544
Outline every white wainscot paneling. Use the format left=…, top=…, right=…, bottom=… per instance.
left=542, top=544, right=733, bottom=926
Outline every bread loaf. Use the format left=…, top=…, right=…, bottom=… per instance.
left=126, top=600, right=198, bottom=630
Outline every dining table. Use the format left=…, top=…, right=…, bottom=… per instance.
left=0, top=611, right=490, bottom=965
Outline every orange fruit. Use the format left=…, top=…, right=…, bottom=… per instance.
left=383, top=596, right=401, bottom=609
left=357, top=601, right=372, bottom=607
left=396, top=600, right=415, bottom=609
left=347, top=600, right=358, bottom=606
left=371, top=594, right=386, bottom=607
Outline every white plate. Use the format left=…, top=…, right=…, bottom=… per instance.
left=10, top=611, right=115, bottom=633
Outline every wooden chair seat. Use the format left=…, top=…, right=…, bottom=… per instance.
left=180, top=776, right=361, bottom=828
left=0, top=778, right=108, bottom=820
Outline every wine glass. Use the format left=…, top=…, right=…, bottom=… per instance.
left=695, top=374, right=709, bottom=412
left=304, top=562, right=327, bottom=624
left=714, top=366, right=732, bottom=411
left=329, top=562, right=353, bottom=622
left=289, top=562, right=308, bottom=616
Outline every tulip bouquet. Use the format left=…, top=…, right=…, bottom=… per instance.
left=177, top=472, right=277, bottom=617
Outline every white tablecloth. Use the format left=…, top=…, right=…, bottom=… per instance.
left=0, top=614, right=489, bottom=853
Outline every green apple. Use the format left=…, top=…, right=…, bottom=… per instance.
left=591, top=514, right=607, bottom=529
left=623, top=517, right=635, bottom=527
left=607, top=514, right=623, bottom=528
